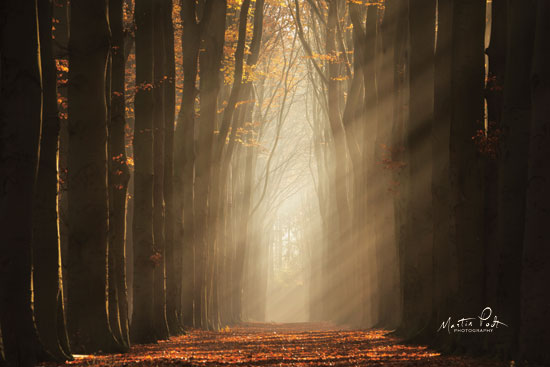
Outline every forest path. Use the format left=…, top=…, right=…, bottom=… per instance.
left=53, top=323, right=507, bottom=366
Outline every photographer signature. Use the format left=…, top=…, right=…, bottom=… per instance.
left=437, top=307, right=508, bottom=334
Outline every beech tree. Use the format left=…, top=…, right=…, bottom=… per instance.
left=494, top=0, right=536, bottom=357
left=448, top=0, right=486, bottom=354
left=151, top=0, right=170, bottom=340
left=431, top=0, right=457, bottom=350
left=519, top=2, right=550, bottom=365
left=32, top=0, right=71, bottom=361
left=174, top=0, right=200, bottom=328
left=107, top=0, right=131, bottom=349
left=0, top=1, right=48, bottom=365
left=194, top=0, right=227, bottom=329
left=131, top=0, right=157, bottom=344
left=66, top=0, right=124, bottom=353
left=399, top=0, right=435, bottom=339
left=162, top=0, right=180, bottom=335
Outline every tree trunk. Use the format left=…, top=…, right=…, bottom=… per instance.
left=401, top=0, right=435, bottom=338
left=365, top=5, right=384, bottom=328
left=376, top=0, right=400, bottom=329
left=131, top=0, right=157, bottom=344
left=235, top=135, right=255, bottom=323
left=152, top=0, right=170, bottom=340
left=494, top=0, right=536, bottom=358
left=66, top=0, right=123, bottom=353
left=347, top=1, right=369, bottom=328
left=52, top=0, right=70, bottom=318
left=33, top=0, right=72, bottom=361
left=162, top=0, right=181, bottom=336
left=449, top=0, right=486, bottom=353
left=175, top=0, right=201, bottom=328
left=431, top=0, right=458, bottom=350
left=518, top=2, right=550, bottom=364
left=0, top=1, right=50, bottom=365
left=391, top=0, right=410, bottom=336
left=483, top=0, right=506, bottom=318
left=194, top=0, right=227, bottom=328
left=325, top=0, right=352, bottom=325
left=108, top=0, right=131, bottom=349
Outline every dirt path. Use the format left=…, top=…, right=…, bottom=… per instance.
left=52, top=323, right=508, bottom=366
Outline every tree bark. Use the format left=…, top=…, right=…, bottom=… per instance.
left=108, top=0, right=131, bottom=349
left=347, top=1, right=368, bottom=328
left=33, top=0, right=72, bottom=361
left=52, top=0, right=70, bottom=315
left=449, top=0, right=486, bottom=353
left=400, top=0, right=435, bottom=338
left=494, top=0, right=536, bottom=358
left=518, top=2, right=550, bottom=364
left=131, top=0, right=157, bottom=344
left=152, top=0, right=170, bottom=340
left=325, top=0, right=352, bottom=325
left=483, top=0, right=506, bottom=317
left=194, top=0, right=227, bottom=328
left=0, top=0, right=50, bottom=365
left=431, top=0, right=458, bottom=349
left=376, top=0, right=400, bottom=329
left=391, top=0, right=410, bottom=337
left=66, top=0, right=123, bottom=353
left=174, top=0, right=201, bottom=328
left=162, top=0, right=181, bottom=336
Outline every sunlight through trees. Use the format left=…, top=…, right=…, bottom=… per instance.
left=0, top=0, right=549, bottom=366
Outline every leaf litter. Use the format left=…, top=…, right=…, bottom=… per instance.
left=48, top=323, right=508, bottom=366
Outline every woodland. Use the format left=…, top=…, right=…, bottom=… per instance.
left=0, top=0, right=549, bottom=366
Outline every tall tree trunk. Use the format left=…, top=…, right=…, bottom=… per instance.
left=347, top=1, right=369, bottom=328
left=364, top=5, right=381, bottom=328
left=174, top=0, right=200, bottom=328
left=0, top=1, right=50, bottom=365
left=108, top=0, right=131, bottom=349
left=518, top=2, right=550, bottom=364
left=162, top=0, right=181, bottom=336
left=325, top=0, right=352, bottom=325
left=106, top=50, right=121, bottom=348
left=431, top=0, right=458, bottom=350
left=33, top=0, right=72, bottom=361
left=376, top=0, right=400, bottom=329
left=234, top=134, right=255, bottom=323
left=449, top=0, right=486, bottom=353
left=391, top=0, right=410, bottom=336
left=52, top=0, right=70, bottom=316
left=66, top=0, right=123, bottom=353
left=152, top=0, right=170, bottom=340
left=310, top=100, right=329, bottom=322
left=401, top=0, right=435, bottom=338
left=195, top=0, right=227, bottom=328
left=483, top=0, right=506, bottom=317
left=495, top=0, right=536, bottom=357
left=131, top=0, right=157, bottom=344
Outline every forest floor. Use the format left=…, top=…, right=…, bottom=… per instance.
left=51, top=323, right=509, bottom=366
